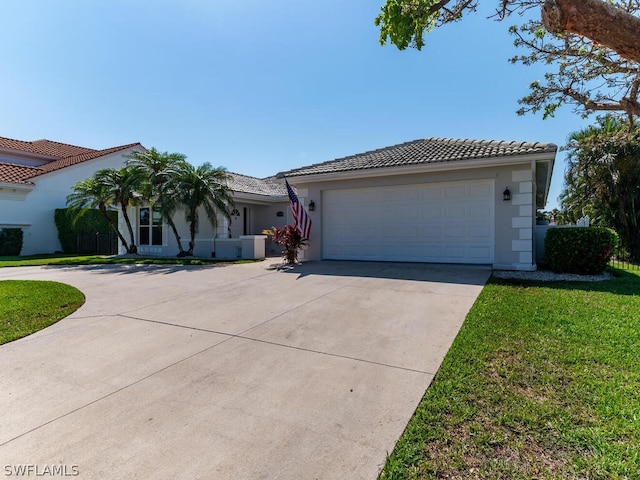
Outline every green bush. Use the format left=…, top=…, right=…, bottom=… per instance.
left=543, top=227, right=618, bottom=274
left=54, top=209, right=117, bottom=253
left=0, top=228, right=24, bottom=256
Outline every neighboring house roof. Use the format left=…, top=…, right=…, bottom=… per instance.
left=36, top=143, right=142, bottom=174
left=0, top=137, right=98, bottom=159
left=0, top=162, right=42, bottom=185
left=0, top=135, right=142, bottom=185
left=278, top=137, right=557, bottom=178
left=227, top=172, right=287, bottom=197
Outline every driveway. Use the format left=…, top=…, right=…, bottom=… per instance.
left=0, top=261, right=489, bottom=479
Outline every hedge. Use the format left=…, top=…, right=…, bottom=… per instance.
left=543, top=227, right=618, bottom=274
left=0, top=228, right=23, bottom=256
left=54, top=208, right=117, bottom=253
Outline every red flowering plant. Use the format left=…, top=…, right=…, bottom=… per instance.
left=263, top=225, right=308, bottom=264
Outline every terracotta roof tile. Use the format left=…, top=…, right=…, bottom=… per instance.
left=0, top=162, right=41, bottom=185
left=278, top=137, right=557, bottom=178
left=0, top=136, right=95, bottom=158
left=0, top=136, right=143, bottom=184
left=37, top=143, right=143, bottom=174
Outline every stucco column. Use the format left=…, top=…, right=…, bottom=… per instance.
left=510, top=170, right=535, bottom=270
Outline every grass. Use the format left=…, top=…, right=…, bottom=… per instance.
left=0, top=254, right=257, bottom=268
left=0, top=280, right=85, bottom=345
left=380, top=267, right=640, bottom=480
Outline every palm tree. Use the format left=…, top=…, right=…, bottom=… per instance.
left=92, top=166, right=146, bottom=254
left=127, top=148, right=189, bottom=256
left=67, top=177, right=131, bottom=253
left=169, top=162, right=234, bottom=256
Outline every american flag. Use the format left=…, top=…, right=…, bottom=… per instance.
left=285, top=178, right=312, bottom=239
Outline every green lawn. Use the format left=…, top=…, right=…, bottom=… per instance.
left=381, top=267, right=640, bottom=480
left=0, top=254, right=256, bottom=267
left=0, top=280, right=85, bottom=345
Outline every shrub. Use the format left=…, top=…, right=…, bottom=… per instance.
left=543, top=227, right=618, bottom=274
left=263, top=225, right=307, bottom=264
left=54, top=208, right=117, bottom=253
left=0, top=228, right=24, bottom=256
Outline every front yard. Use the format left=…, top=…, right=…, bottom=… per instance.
left=2, top=259, right=638, bottom=478
left=0, top=280, right=84, bottom=345
left=381, top=267, right=640, bottom=479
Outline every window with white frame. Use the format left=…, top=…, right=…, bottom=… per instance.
left=139, top=207, right=163, bottom=246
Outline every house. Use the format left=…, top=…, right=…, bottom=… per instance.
left=2, top=134, right=557, bottom=271
left=0, top=136, right=144, bottom=255
left=127, top=136, right=556, bottom=271
left=277, top=137, right=557, bottom=271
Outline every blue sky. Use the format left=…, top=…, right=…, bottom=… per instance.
left=0, top=1, right=592, bottom=210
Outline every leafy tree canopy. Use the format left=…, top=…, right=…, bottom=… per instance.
left=560, top=116, right=640, bottom=261
left=375, top=1, right=640, bottom=120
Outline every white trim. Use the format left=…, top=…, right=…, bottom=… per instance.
left=0, top=182, right=34, bottom=192
left=0, top=222, right=31, bottom=228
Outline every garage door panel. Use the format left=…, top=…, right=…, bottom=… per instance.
left=469, top=225, right=491, bottom=239
left=470, top=183, right=492, bottom=197
left=423, top=187, right=443, bottom=200
left=445, top=205, right=467, bottom=219
left=470, top=246, right=492, bottom=259
left=323, top=180, right=494, bottom=264
left=422, top=206, right=443, bottom=219
left=444, top=246, right=466, bottom=259
left=445, top=185, right=466, bottom=199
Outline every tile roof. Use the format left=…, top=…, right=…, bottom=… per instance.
left=0, top=135, right=142, bottom=184
left=227, top=172, right=287, bottom=197
left=0, top=162, right=41, bottom=185
left=0, top=137, right=95, bottom=158
left=37, top=143, right=142, bottom=174
left=278, top=137, right=557, bottom=178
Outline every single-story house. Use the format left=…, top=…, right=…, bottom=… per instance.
left=2, top=134, right=556, bottom=271
left=125, top=136, right=556, bottom=271
left=0, top=136, right=144, bottom=255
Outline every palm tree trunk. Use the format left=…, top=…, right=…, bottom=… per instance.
left=100, top=204, right=129, bottom=252
left=188, top=208, right=196, bottom=256
left=120, top=201, right=138, bottom=254
left=166, top=216, right=186, bottom=255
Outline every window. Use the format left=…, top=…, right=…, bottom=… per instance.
left=139, top=207, right=163, bottom=246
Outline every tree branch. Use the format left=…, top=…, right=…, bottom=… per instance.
left=563, top=87, right=640, bottom=116
left=542, top=0, right=640, bottom=64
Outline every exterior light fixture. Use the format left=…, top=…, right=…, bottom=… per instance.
left=308, top=200, right=315, bottom=211
left=503, top=187, right=511, bottom=202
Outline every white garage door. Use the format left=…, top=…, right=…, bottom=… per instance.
left=322, top=180, right=494, bottom=264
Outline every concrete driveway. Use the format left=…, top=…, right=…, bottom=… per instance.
left=0, top=260, right=489, bottom=479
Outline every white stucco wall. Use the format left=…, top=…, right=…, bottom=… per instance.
left=0, top=147, right=142, bottom=255
left=119, top=199, right=289, bottom=258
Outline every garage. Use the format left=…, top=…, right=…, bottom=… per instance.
left=322, top=179, right=494, bottom=264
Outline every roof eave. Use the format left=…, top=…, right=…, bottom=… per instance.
left=232, top=191, right=288, bottom=204
left=542, top=156, right=555, bottom=208
left=282, top=151, right=557, bottom=184
left=0, top=181, right=35, bottom=190
left=0, top=147, right=58, bottom=162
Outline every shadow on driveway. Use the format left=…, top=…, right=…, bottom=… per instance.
left=274, top=260, right=491, bottom=286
